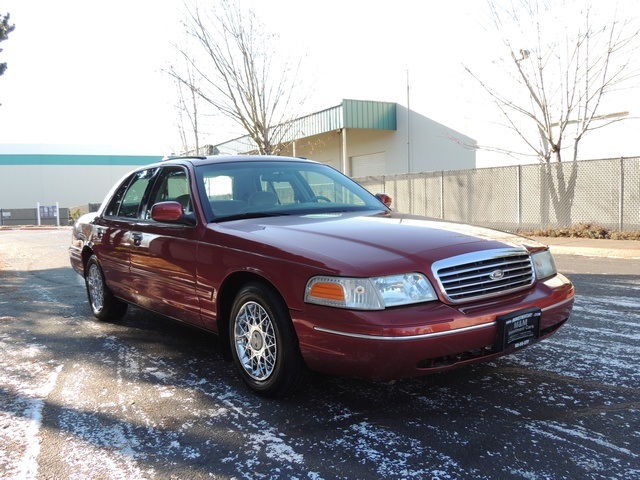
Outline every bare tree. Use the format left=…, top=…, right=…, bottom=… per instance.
left=466, top=0, right=640, bottom=226
left=168, top=0, right=305, bottom=155
left=0, top=12, right=14, bottom=78
left=1, top=12, right=15, bottom=105
left=174, top=55, right=204, bottom=155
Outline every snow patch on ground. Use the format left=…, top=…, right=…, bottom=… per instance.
left=0, top=336, right=62, bottom=480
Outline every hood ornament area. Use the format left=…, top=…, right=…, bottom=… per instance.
left=490, top=269, right=505, bottom=281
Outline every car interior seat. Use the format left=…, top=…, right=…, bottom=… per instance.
left=175, top=194, right=191, bottom=213
left=247, top=191, right=278, bottom=207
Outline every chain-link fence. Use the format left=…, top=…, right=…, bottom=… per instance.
left=2, top=158, right=638, bottom=231
left=355, top=157, right=640, bottom=232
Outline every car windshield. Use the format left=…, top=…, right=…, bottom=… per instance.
left=195, top=160, right=388, bottom=222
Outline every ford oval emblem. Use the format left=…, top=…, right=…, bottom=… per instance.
left=490, top=269, right=505, bottom=281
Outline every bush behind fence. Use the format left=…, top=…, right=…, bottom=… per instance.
left=355, top=157, right=640, bottom=232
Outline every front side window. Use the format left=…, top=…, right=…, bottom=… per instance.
left=145, top=167, right=192, bottom=219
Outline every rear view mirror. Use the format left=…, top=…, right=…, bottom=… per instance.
left=151, top=201, right=196, bottom=226
left=375, top=193, right=392, bottom=208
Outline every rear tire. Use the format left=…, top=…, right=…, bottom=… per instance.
left=85, top=255, right=127, bottom=321
left=230, top=282, right=308, bottom=398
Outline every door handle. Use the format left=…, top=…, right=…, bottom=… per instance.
left=132, top=232, right=143, bottom=246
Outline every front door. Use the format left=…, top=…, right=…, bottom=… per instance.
left=128, top=166, right=201, bottom=325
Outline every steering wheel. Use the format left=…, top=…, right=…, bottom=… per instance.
left=310, top=195, right=332, bottom=202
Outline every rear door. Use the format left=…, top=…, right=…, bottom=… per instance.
left=93, top=168, right=158, bottom=302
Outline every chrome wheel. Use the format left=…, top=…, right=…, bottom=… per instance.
left=229, top=282, right=308, bottom=397
left=87, top=262, right=105, bottom=314
left=84, top=255, right=127, bottom=321
left=233, top=301, right=277, bottom=381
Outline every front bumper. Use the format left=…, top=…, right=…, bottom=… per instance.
left=294, top=274, right=574, bottom=381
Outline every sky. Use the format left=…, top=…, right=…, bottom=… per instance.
left=0, top=0, right=638, bottom=166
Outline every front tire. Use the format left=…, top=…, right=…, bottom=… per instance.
left=85, top=255, right=127, bottom=321
left=230, top=282, right=308, bottom=398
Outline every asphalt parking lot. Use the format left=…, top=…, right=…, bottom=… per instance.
left=1, top=228, right=639, bottom=479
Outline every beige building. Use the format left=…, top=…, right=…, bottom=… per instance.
left=0, top=100, right=475, bottom=211
left=210, top=99, right=476, bottom=176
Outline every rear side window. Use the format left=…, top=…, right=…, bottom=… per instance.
left=104, top=179, right=130, bottom=217
left=104, top=169, right=156, bottom=218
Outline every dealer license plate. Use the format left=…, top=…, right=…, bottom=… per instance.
left=496, top=307, right=541, bottom=351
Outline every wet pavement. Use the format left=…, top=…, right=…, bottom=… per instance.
left=1, top=228, right=639, bottom=479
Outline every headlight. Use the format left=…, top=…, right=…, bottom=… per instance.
left=304, top=273, right=438, bottom=310
left=532, top=249, right=557, bottom=280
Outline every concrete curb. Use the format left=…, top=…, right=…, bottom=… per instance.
left=0, top=226, right=72, bottom=231
left=547, top=245, right=640, bottom=259
left=529, top=236, right=640, bottom=260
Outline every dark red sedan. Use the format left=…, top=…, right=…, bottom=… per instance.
left=70, top=155, right=574, bottom=397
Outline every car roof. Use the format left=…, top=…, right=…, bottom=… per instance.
left=158, top=155, right=319, bottom=168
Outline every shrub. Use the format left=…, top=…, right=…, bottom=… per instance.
left=518, top=223, right=640, bottom=241
left=69, top=208, right=84, bottom=224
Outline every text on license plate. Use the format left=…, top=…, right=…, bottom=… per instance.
left=496, top=307, right=541, bottom=351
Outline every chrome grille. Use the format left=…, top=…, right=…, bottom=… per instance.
left=433, top=249, right=534, bottom=303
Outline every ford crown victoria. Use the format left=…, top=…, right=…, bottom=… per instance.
left=69, top=155, right=575, bottom=397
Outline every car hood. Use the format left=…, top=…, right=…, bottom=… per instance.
left=215, top=211, right=543, bottom=276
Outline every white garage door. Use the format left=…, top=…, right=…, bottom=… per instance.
left=350, top=152, right=386, bottom=177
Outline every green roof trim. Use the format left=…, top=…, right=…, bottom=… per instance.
left=0, top=154, right=162, bottom=166
left=214, top=99, right=397, bottom=153
left=343, top=100, right=397, bottom=130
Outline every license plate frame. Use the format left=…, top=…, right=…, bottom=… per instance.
left=496, top=307, right=541, bottom=351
